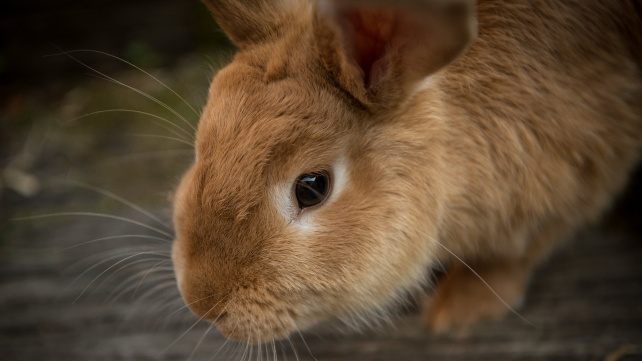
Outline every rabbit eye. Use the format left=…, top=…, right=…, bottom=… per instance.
left=295, top=171, right=331, bottom=209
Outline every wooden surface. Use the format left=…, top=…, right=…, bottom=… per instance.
left=1, top=205, right=641, bottom=361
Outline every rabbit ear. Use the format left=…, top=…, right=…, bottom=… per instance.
left=314, top=0, right=477, bottom=109
left=202, top=0, right=305, bottom=48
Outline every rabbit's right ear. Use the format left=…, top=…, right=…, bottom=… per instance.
left=313, top=0, right=477, bottom=110
left=202, top=0, right=305, bottom=48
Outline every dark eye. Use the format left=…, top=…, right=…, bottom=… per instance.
left=295, top=171, right=331, bottom=209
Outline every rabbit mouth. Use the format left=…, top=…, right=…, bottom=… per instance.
left=207, top=291, right=302, bottom=343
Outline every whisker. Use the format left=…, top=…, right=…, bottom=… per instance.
left=47, top=48, right=202, bottom=119
left=56, top=234, right=171, bottom=253
left=187, top=321, right=217, bottom=361
left=153, top=298, right=186, bottom=329
left=62, top=249, right=152, bottom=296
left=65, top=109, right=195, bottom=142
left=278, top=338, right=289, bottom=361
left=51, top=46, right=198, bottom=134
left=92, top=257, right=168, bottom=300
left=428, top=235, right=539, bottom=328
left=12, top=212, right=174, bottom=239
left=107, top=274, right=175, bottom=310
left=125, top=133, right=195, bottom=147
left=117, top=280, right=180, bottom=332
left=83, top=149, right=194, bottom=168
left=62, top=246, right=167, bottom=294
left=271, top=335, right=277, bottom=361
left=131, top=259, right=172, bottom=299
left=133, top=280, right=177, bottom=304
left=75, top=251, right=166, bottom=302
left=208, top=319, right=239, bottom=361
left=130, top=281, right=181, bottom=321
left=277, top=318, right=299, bottom=361
left=102, top=260, right=172, bottom=303
left=165, top=293, right=222, bottom=320
left=294, top=326, right=317, bottom=361
left=229, top=333, right=244, bottom=361
left=162, top=294, right=228, bottom=354
left=245, top=331, right=252, bottom=361
left=240, top=329, right=250, bottom=361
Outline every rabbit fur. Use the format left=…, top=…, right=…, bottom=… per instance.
left=171, top=0, right=642, bottom=342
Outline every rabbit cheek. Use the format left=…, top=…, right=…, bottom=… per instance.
left=171, top=189, right=305, bottom=341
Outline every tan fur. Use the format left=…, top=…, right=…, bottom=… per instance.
left=172, top=0, right=642, bottom=342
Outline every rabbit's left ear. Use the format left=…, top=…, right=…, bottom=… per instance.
left=202, top=0, right=306, bottom=49
left=313, top=0, right=477, bottom=109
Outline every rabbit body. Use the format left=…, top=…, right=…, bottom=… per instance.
left=171, top=0, right=642, bottom=342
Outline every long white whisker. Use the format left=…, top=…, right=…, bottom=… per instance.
left=62, top=249, right=153, bottom=295
left=271, top=334, right=277, bottom=361
left=108, top=273, right=175, bottom=308
left=187, top=321, right=217, bottom=361
left=56, top=234, right=171, bottom=252
left=75, top=251, right=165, bottom=302
left=429, top=235, right=539, bottom=328
left=165, top=293, right=221, bottom=320
left=153, top=298, right=185, bottom=329
left=277, top=318, right=299, bottom=361
left=117, top=280, right=179, bottom=332
left=12, top=212, right=173, bottom=239
left=208, top=318, right=238, bottom=361
left=228, top=332, right=244, bottom=361
left=102, top=261, right=172, bottom=304
left=65, top=109, right=195, bottom=141
left=260, top=339, right=265, bottom=361
left=294, top=326, right=317, bottom=361
left=98, top=262, right=168, bottom=303
left=131, top=260, right=171, bottom=299
left=130, top=281, right=178, bottom=311
left=241, top=328, right=250, bottom=361
left=162, top=295, right=227, bottom=354
left=51, top=47, right=198, bottom=134
left=277, top=339, right=289, bottom=361
left=126, top=133, right=195, bottom=147
left=48, top=49, right=201, bottom=118
left=76, top=149, right=194, bottom=172
left=245, top=325, right=254, bottom=361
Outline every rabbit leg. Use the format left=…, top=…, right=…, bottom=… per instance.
left=422, top=257, right=533, bottom=335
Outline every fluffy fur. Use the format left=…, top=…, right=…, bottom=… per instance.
left=171, top=0, right=642, bottom=342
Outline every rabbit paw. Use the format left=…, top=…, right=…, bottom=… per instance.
left=423, top=261, right=531, bottom=336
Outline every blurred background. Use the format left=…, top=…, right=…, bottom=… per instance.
left=1, top=0, right=233, bottom=218
left=1, top=0, right=641, bottom=360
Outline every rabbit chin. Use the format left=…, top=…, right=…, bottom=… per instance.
left=208, top=297, right=301, bottom=343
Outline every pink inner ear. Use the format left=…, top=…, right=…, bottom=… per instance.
left=341, top=8, right=403, bottom=87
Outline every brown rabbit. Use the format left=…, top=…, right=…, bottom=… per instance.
left=171, top=0, right=642, bottom=343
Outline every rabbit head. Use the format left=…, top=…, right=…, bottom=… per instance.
left=172, top=0, right=476, bottom=342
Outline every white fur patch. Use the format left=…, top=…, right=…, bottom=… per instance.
left=413, top=75, right=435, bottom=95
left=271, top=178, right=297, bottom=221
left=329, top=158, right=348, bottom=206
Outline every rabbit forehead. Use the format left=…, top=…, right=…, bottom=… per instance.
left=192, top=62, right=355, bottom=216
left=200, top=61, right=352, bottom=143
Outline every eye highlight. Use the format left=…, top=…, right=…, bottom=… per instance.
left=294, top=170, right=331, bottom=209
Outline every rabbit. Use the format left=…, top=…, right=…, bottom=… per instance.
left=171, top=0, right=642, bottom=343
